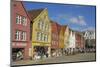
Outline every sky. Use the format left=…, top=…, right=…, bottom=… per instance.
left=23, top=1, right=96, bottom=32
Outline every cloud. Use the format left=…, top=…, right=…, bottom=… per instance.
left=50, top=14, right=70, bottom=24
left=51, top=14, right=87, bottom=26
left=70, top=16, right=87, bottom=26
left=70, top=17, right=78, bottom=23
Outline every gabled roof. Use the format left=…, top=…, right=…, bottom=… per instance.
left=50, top=20, right=61, bottom=34
left=21, top=2, right=31, bottom=20
left=28, top=8, right=44, bottom=20
left=60, top=25, right=67, bottom=35
left=12, top=1, right=31, bottom=20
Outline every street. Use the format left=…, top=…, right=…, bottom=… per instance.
left=12, top=53, right=96, bottom=66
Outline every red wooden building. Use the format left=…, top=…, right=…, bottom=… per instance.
left=75, top=32, right=85, bottom=53
left=51, top=21, right=59, bottom=57
left=11, top=1, right=31, bottom=61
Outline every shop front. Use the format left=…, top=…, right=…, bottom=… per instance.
left=12, top=48, right=24, bottom=61
left=51, top=48, right=59, bottom=57
left=32, top=43, right=51, bottom=60
left=12, top=42, right=31, bottom=61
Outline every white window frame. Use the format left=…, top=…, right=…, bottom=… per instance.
left=22, top=31, right=26, bottom=41
left=37, top=32, right=41, bottom=41
left=22, top=17, right=27, bottom=26
left=15, top=30, right=21, bottom=40
left=16, top=15, right=20, bottom=24
left=19, top=16, right=22, bottom=24
left=37, top=32, right=39, bottom=41
left=45, top=34, right=48, bottom=41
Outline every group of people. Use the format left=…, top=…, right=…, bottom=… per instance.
left=33, top=47, right=48, bottom=60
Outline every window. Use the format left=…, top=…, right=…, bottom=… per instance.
left=19, top=16, right=22, bottom=24
left=37, top=32, right=41, bottom=41
left=15, top=30, right=27, bottom=41
left=44, top=34, right=46, bottom=41
left=22, top=17, right=27, bottom=26
left=15, top=30, right=21, bottom=40
left=25, top=18, right=27, bottom=26
left=42, top=34, right=44, bottom=41
left=22, top=31, right=26, bottom=41
left=44, top=34, right=48, bottom=41
left=16, top=14, right=21, bottom=24
left=38, top=20, right=44, bottom=29
left=22, top=17, right=24, bottom=25
left=45, top=34, right=48, bottom=41
left=37, top=32, right=39, bottom=40
left=16, top=15, right=20, bottom=24
left=16, top=14, right=27, bottom=26
left=41, top=33, right=43, bottom=41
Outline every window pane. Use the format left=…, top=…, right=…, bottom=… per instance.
left=19, top=16, right=21, bottom=24
left=22, top=31, right=26, bottom=41
left=37, top=32, right=39, bottom=40
left=15, top=30, right=20, bottom=40
left=16, top=15, right=19, bottom=24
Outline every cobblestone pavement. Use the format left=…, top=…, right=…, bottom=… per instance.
left=12, top=53, right=96, bottom=66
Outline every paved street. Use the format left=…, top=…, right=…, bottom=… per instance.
left=12, top=53, right=96, bottom=66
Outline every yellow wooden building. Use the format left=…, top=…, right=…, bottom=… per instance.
left=28, top=8, right=51, bottom=59
left=59, top=26, right=66, bottom=55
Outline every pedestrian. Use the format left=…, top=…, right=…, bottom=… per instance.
left=16, top=50, right=23, bottom=60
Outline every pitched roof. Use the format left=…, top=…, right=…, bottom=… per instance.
left=28, top=8, right=44, bottom=20
left=12, top=1, right=31, bottom=20
left=50, top=20, right=61, bottom=34
left=21, top=2, right=31, bottom=20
